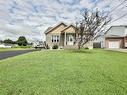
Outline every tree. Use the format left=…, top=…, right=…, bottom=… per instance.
left=76, top=9, right=111, bottom=49
left=17, top=36, right=28, bottom=46
left=3, top=39, right=14, bottom=44
left=0, top=40, right=3, bottom=43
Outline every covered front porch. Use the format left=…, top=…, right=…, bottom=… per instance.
left=60, top=24, right=78, bottom=48
left=64, top=33, right=76, bottom=46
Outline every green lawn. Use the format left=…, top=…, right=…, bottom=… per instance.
left=0, top=49, right=127, bottom=95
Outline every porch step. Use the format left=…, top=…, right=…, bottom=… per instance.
left=64, top=45, right=78, bottom=49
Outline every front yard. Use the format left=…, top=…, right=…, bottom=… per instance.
left=0, top=49, right=127, bottom=95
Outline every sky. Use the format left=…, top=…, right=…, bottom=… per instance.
left=0, top=0, right=127, bottom=42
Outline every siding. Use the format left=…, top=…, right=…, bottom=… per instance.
left=46, top=24, right=66, bottom=47
left=48, top=24, right=66, bottom=34
left=46, top=33, right=63, bottom=47
left=63, top=26, right=76, bottom=33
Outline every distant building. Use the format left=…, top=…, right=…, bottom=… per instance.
left=0, top=43, right=12, bottom=48
left=105, top=25, right=127, bottom=49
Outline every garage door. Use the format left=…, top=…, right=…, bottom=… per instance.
left=109, top=41, right=120, bottom=48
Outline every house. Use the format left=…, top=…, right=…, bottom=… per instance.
left=105, top=25, right=127, bottom=49
left=45, top=22, right=78, bottom=49
left=0, top=44, right=12, bottom=48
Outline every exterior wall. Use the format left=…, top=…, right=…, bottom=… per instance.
left=46, top=24, right=66, bottom=48
left=124, top=36, right=127, bottom=47
left=64, top=26, right=76, bottom=33
left=48, top=24, right=66, bottom=34
left=46, top=33, right=64, bottom=48
left=105, top=37, right=124, bottom=48
left=60, top=34, right=64, bottom=46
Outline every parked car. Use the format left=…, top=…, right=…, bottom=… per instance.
left=33, top=41, right=46, bottom=49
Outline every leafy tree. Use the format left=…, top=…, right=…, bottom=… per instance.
left=0, top=40, right=3, bottom=43
left=17, top=36, right=28, bottom=46
left=3, top=39, right=14, bottom=44
left=76, top=9, right=111, bottom=49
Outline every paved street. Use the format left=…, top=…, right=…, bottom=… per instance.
left=0, top=50, right=37, bottom=60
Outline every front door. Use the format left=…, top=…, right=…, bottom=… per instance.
left=67, top=35, right=74, bottom=45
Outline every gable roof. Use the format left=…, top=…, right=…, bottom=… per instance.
left=104, top=25, right=127, bottom=37
left=61, top=24, right=77, bottom=33
left=44, top=22, right=67, bottom=34
left=105, top=25, right=127, bottom=34
left=44, top=27, right=53, bottom=34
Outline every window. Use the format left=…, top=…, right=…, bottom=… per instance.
left=57, top=35, right=59, bottom=42
left=51, top=35, right=60, bottom=42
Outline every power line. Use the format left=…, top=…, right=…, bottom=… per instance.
left=102, top=1, right=127, bottom=32
left=109, top=0, right=127, bottom=14
left=107, top=0, right=127, bottom=24
left=109, top=12, right=127, bottom=24
left=112, top=12, right=127, bottom=22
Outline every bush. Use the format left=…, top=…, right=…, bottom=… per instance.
left=52, top=45, right=58, bottom=49
left=84, top=47, right=89, bottom=49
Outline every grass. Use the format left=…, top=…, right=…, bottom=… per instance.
left=0, top=49, right=127, bottom=95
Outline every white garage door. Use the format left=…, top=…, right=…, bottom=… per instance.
left=109, top=41, right=120, bottom=49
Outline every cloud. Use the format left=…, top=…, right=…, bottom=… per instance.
left=0, top=0, right=127, bottom=42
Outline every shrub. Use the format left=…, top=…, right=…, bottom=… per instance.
left=52, top=45, right=58, bottom=49
left=84, top=47, right=89, bottom=49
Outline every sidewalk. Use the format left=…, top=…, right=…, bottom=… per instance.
left=106, top=49, right=127, bottom=53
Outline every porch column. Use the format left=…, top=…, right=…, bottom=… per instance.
left=59, top=34, right=61, bottom=46
left=64, top=32, right=66, bottom=46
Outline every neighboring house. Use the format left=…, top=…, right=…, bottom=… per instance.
left=0, top=44, right=12, bottom=48
left=105, top=25, right=127, bottom=49
left=45, top=22, right=78, bottom=49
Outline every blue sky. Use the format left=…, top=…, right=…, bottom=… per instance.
left=0, top=0, right=127, bottom=42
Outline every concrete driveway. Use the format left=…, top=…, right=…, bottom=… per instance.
left=106, top=49, right=127, bottom=53
left=0, top=50, right=37, bottom=60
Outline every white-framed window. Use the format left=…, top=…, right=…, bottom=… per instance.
left=51, top=35, right=60, bottom=42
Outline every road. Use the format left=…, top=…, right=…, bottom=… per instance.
left=0, top=50, right=37, bottom=60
